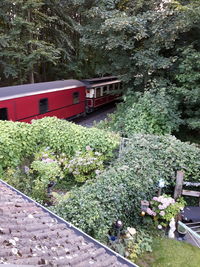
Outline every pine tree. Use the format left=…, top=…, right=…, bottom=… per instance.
left=0, top=0, right=61, bottom=84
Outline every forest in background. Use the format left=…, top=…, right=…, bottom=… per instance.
left=0, top=0, right=200, bottom=135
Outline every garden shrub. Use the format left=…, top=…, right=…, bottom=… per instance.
left=123, top=134, right=200, bottom=183
left=97, top=91, right=182, bottom=136
left=0, top=117, right=119, bottom=170
left=52, top=134, right=200, bottom=241
left=63, top=149, right=104, bottom=183
left=52, top=165, right=156, bottom=241
left=30, top=117, right=119, bottom=158
left=3, top=149, right=64, bottom=203
left=0, top=117, right=119, bottom=202
left=108, top=227, right=153, bottom=261
left=0, top=120, right=37, bottom=168
left=29, top=149, right=64, bottom=202
left=144, top=195, right=186, bottom=228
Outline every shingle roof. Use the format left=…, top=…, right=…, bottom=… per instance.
left=0, top=80, right=85, bottom=101
left=0, top=180, right=137, bottom=267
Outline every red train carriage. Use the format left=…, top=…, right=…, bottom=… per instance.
left=0, top=80, right=86, bottom=123
left=82, top=76, right=122, bottom=113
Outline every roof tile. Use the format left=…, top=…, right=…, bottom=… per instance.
left=0, top=181, right=136, bottom=267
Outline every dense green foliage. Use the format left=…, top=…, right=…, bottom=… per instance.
left=0, top=117, right=119, bottom=169
left=0, top=117, right=119, bottom=201
left=0, top=0, right=61, bottom=83
left=63, top=150, right=104, bottom=183
left=98, top=90, right=182, bottom=136
left=0, top=120, right=36, bottom=170
left=30, top=117, right=119, bottom=158
left=52, top=134, right=200, bottom=240
left=86, top=0, right=200, bottom=134
left=174, top=46, right=200, bottom=131
left=0, top=0, right=199, bottom=133
left=0, top=0, right=89, bottom=84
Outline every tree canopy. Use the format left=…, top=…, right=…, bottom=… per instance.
left=0, top=0, right=200, bottom=132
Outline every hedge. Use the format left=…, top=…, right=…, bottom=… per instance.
left=0, top=120, right=36, bottom=170
left=53, top=134, right=200, bottom=241
left=30, top=117, right=119, bottom=158
left=0, top=117, right=119, bottom=172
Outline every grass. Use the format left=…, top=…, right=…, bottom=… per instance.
left=136, top=237, right=200, bottom=267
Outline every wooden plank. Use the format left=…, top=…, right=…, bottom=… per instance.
left=174, top=171, right=184, bottom=200
left=183, top=182, right=200, bottom=187
left=182, top=190, right=200, bottom=197
left=190, top=225, right=200, bottom=229
left=186, top=222, right=200, bottom=225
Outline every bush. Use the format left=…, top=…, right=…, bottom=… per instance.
left=52, top=166, right=156, bottom=241
left=52, top=134, right=200, bottom=241
left=30, top=117, right=119, bottom=158
left=0, top=117, right=119, bottom=202
left=0, top=121, right=37, bottom=169
left=63, top=148, right=104, bottom=183
left=0, top=117, right=119, bottom=170
left=97, top=91, right=182, bottom=136
left=108, top=227, right=153, bottom=261
left=29, top=150, right=64, bottom=202
left=145, top=195, right=185, bottom=228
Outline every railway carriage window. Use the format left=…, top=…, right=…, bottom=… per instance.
left=0, top=108, right=8, bottom=120
left=39, top=98, right=48, bottom=114
left=96, top=88, right=101, bottom=98
left=109, top=84, right=113, bottom=92
left=103, top=86, right=107, bottom=96
left=73, top=92, right=79, bottom=104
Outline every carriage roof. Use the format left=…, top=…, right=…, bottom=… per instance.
left=81, top=76, right=120, bottom=89
left=0, top=80, right=85, bottom=101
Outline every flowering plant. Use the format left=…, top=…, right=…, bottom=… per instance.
left=64, top=147, right=104, bottom=182
left=145, top=195, right=185, bottom=227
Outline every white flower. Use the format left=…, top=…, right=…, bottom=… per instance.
left=125, top=233, right=133, bottom=239
left=95, top=170, right=101, bottom=175
left=127, top=227, right=136, bottom=236
left=158, top=225, right=163, bottom=230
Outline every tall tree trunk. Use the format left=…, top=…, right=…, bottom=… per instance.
left=28, top=8, right=34, bottom=84
left=29, top=70, right=34, bottom=84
